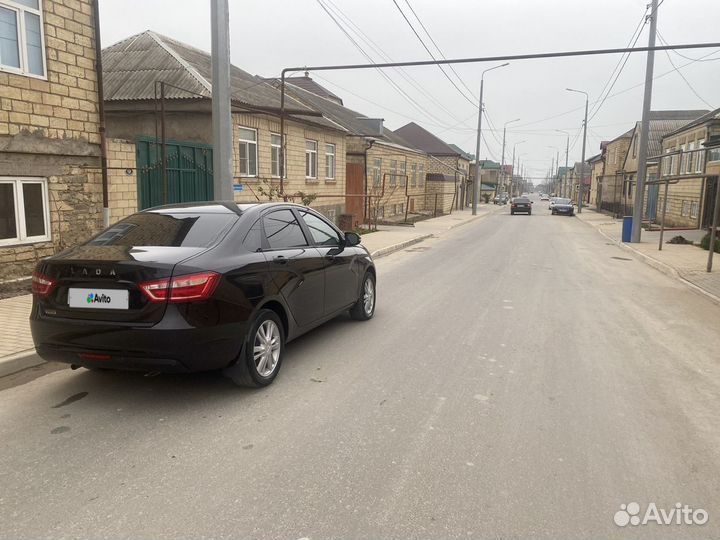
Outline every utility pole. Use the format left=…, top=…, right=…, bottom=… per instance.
left=211, top=0, right=234, bottom=201
left=501, top=118, right=520, bottom=194
left=631, top=0, right=659, bottom=242
left=473, top=62, right=508, bottom=215
left=567, top=88, right=589, bottom=212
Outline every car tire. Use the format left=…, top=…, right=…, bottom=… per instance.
left=510, top=211, right=514, bottom=215
left=350, top=272, right=376, bottom=321
left=528, top=211, right=532, bottom=215
left=226, top=309, right=285, bottom=388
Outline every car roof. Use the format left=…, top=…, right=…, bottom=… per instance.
left=142, top=201, right=316, bottom=216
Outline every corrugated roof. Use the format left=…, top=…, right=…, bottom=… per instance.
left=280, top=82, right=423, bottom=153
left=447, top=144, right=473, bottom=161
left=271, top=76, right=343, bottom=105
left=394, top=122, right=459, bottom=156
left=663, top=107, right=720, bottom=138
left=102, top=30, right=341, bottom=131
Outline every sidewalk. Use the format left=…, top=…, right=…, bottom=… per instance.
left=575, top=208, right=720, bottom=303
left=0, top=204, right=498, bottom=377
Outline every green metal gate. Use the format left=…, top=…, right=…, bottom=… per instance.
left=136, top=138, right=214, bottom=210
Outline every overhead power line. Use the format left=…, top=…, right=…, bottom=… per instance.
left=587, top=4, right=649, bottom=121
left=391, top=0, right=477, bottom=107
left=320, top=0, right=469, bottom=126
left=656, top=31, right=715, bottom=108
left=316, top=0, right=458, bottom=128
left=401, top=0, right=478, bottom=101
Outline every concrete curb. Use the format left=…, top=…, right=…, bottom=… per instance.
left=0, top=349, right=43, bottom=378
left=370, top=234, right=434, bottom=259
left=577, top=215, right=720, bottom=307
left=369, top=206, right=496, bottom=258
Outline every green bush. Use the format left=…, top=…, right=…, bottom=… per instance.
left=700, top=233, right=720, bottom=253
left=482, top=193, right=491, bottom=203
left=667, top=235, right=692, bottom=245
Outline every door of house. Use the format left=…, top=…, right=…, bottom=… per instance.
left=646, top=183, right=659, bottom=221
left=136, top=138, right=214, bottom=210
left=702, top=176, right=718, bottom=229
left=345, top=162, right=365, bottom=226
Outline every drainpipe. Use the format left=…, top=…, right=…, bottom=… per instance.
left=92, top=0, right=109, bottom=228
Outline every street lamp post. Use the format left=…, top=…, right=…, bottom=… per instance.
left=473, top=62, right=509, bottom=215
left=566, top=88, right=589, bottom=213
left=511, top=141, right=526, bottom=197
left=501, top=118, right=520, bottom=196
left=547, top=145, right=559, bottom=194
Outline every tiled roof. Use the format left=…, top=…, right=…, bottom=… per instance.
left=394, top=122, right=459, bottom=155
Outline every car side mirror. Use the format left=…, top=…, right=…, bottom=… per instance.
left=344, top=232, right=361, bottom=246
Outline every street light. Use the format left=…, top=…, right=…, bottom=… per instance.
left=566, top=88, right=589, bottom=213
left=501, top=118, right=520, bottom=195
left=546, top=145, right=559, bottom=194
left=511, top=142, right=526, bottom=197
left=473, top=62, right=509, bottom=215
left=555, top=129, right=570, bottom=197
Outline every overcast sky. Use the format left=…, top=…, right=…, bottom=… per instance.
left=98, top=0, right=720, bottom=181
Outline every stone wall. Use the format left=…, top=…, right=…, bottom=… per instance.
left=0, top=0, right=101, bottom=281
left=365, top=142, right=428, bottom=221
left=106, top=138, right=138, bottom=223
left=231, top=113, right=347, bottom=224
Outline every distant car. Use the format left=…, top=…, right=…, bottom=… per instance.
left=551, top=197, right=574, bottom=216
left=493, top=194, right=509, bottom=205
left=510, top=197, right=532, bottom=215
left=540, top=194, right=550, bottom=201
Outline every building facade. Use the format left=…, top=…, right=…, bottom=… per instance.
left=658, top=109, right=720, bottom=228
left=102, top=31, right=347, bottom=224
left=1, top=0, right=101, bottom=281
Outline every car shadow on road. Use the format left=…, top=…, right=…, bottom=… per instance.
left=24, top=312, right=363, bottom=413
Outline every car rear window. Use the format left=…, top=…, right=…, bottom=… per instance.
left=87, top=212, right=237, bottom=248
left=515, top=198, right=530, bottom=203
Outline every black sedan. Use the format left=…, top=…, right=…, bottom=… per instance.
left=30, top=202, right=376, bottom=387
left=551, top=197, right=575, bottom=216
left=510, top=197, right=532, bottom=215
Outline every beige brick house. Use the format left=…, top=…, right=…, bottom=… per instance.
left=621, top=110, right=707, bottom=220
left=278, top=78, right=430, bottom=225
left=0, top=0, right=102, bottom=281
left=658, top=108, right=720, bottom=229
left=101, top=31, right=347, bottom=224
left=597, top=128, right=633, bottom=216
left=394, top=122, right=470, bottom=213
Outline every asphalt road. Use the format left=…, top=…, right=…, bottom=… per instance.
left=2, top=198, right=720, bottom=539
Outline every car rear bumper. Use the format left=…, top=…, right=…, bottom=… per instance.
left=30, top=308, right=247, bottom=373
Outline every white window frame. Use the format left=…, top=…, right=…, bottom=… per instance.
left=695, top=139, right=705, bottom=173
left=324, top=143, right=336, bottom=180
left=305, top=139, right=318, bottom=179
left=418, top=164, right=425, bottom=186
left=270, top=133, right=286, bottom=179
left=411, top=163, right=417, bottom=187
left=0, top=0, right=46, bottom=79
left=679, top=144, right=687, bottom=174
left=238, top=127, right=258, bottom=177
left=372, top=158, right=381, bottom=187
left=389, top=160, right=397, bottom=187
left=0, top=176, right=51, bottom=246
left=398, top=162, right=406, bottom=186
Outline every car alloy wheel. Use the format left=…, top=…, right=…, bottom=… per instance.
left=350, top=272, right=376, bottom=321
left=253, top=320, right=281, bottom=377
left=363, top=277, right=375, bottom=316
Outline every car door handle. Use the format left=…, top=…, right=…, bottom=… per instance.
left=272, top=256, right=288, bottom=265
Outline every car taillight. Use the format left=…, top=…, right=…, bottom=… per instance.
left=32, top=272, right=56, bottom=297
left=139, top=271, right=220, bottom=303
